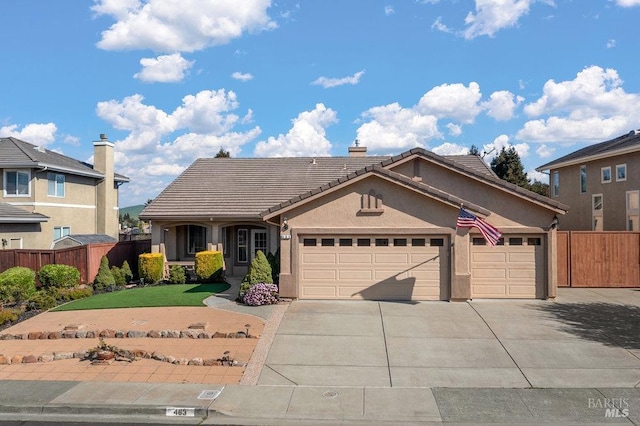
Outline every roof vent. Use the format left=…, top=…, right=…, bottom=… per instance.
left=100, top=133, right=108, bottom=141
left=34, top=145, right=45, bottom=153
left=311, top=158, right=317, bottom=165
left=633, top=129, right=640, bottom=135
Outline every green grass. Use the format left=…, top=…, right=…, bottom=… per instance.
left=51, top=283, right=230, bottom=311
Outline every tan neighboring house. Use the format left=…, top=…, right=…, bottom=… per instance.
left=141, top=146, right=568, bottom=301
left=536, top=129, right=640, bottom=231
left=0, top=135, right=128, bottom=249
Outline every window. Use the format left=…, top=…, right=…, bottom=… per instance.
left=527, top=238, right=542, bottom=246
left=472, top=238, right=486, bottom=246
left=430, top=238, right=444, bottom=247
left=375, top=238, right=389, bottom=246
left=509, top=237, right=523, bottom=246
left=616, top=164, right=627, bottom=182
left=627, top=191, right=639, bottom=231
left=592, top=194, right=603, bottom=231
left=47, top=173, right=65, bottom=197
left=393, top=238, right=407, bottom=247
left=188, top=225, right=206, bottom=255
left=53, top=226, right=70, bottom=241
left=357, top=238, right=371, bottom=247
left=4, top=170, right=30, bottom=196
left=412, top=238, right=426, bottom=247
left=321, top=238, right=334, bottom=247
left=580, top=165, right=587, bottom=194
left=339, top=238, right=352, bottom=247
left=303, top=238, right=316, bottom=247
left=552, top=171, right=559, bottom=197
left=237, top=229, right=248, bottom=262
left=601, top=167, right=612, bottom=183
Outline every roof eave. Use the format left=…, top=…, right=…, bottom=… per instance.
left=536, top=144, right=640, bottom=172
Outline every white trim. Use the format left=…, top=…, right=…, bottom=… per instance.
left=3, top=169, right=31, bottom=197
left=536, top=144, right=640, bottom=172
left=9, top=202, right=96, bottom=209
left=601, top=166, right=612, bottom=183
left=592, top=193, right=603, bottom=231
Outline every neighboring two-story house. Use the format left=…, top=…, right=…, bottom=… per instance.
left=536, top=129, right=640, bottom=231
left=0, top=135, right=128, bottom=249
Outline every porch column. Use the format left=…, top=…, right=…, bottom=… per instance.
left=450, top=229, right=471, bottom=301
left=547, top=228, right=558, bottom=299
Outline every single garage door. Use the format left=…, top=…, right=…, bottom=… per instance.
left=299, top=235, right=449, bottom=300
left=471, top=235, right=545, bottom=299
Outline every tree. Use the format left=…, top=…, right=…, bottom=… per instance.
left=529, top=179, right=550, bottom=197
left=215, top=148, right=230, bottom=158
left=469, top=145, right=481, bottom=156
left=490, top=147, right=529, bottom=188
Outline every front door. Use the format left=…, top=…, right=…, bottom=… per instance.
left=251, top=229, right=267, bottom=262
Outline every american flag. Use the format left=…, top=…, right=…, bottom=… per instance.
left=456, top=208, right=502, bottom=246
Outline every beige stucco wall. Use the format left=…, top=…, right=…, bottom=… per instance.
left=550, top=151, right=640, bottom=231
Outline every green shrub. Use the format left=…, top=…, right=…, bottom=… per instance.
left=267, top=249, right=280, bottom=283
left=194, top=250, right=224, bottom=281
left=94, top=256, right=115, bottom=292
left=0, top=267, right=37, bottom=305
left=111, top=266, right=127, bottom=287
left=168, top=265, right=187, bottom=284
left=57, top=287, right=92, bottom=301
left=138, top=253, right=164, bottom=284
left=239, top=251, right=273, bottom=298
left=29, top=290, right=57, bottom=311
left=0, top=308, right=20, bottom=326
left=121, top=260, right=133, bottom=283
left=37, top=264, right=80, bottom=288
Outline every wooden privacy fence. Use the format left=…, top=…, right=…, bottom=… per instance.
left=557, top=231, right=640, bottom=288
left=0, top=240, right=151, bottom=284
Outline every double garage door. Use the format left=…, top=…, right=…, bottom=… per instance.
left=470, top=235, right=545, bottom=299
left=299, top=235, right=449, bottom=300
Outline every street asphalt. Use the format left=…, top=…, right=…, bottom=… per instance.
left=1, top=287, right=640, bottom=424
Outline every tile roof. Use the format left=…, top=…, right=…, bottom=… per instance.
left=0, top=203, right=49, bottom=223
left=55, top=234, right=118, bottom=245
left=536, top=130, right=640, bottom=171
left=0, top=137, right=129, bottom=182
left=142, top=148, right=566, bottom=220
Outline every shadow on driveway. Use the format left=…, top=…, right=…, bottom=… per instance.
left=535, top=302, right=640, bottom=350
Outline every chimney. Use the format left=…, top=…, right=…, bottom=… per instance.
left=348, top=139, right=367, bottom=157
left=93, top=134, right=118, bottom=239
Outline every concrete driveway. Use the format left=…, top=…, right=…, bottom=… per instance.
left=258, top=288, right=640, bottom=388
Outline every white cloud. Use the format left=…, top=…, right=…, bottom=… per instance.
left=64, top=135, right=80, bottom=145
left=385, top=5, right=395, bottom=15
left=418, top=82, right=482, bottom=123
left=312, top=70, right=365, bottom=88
left=528, top=169, right=547, bottom=182
left=463, top=0, right=554, bottom=39
left=616, top=0, right=640, bottom=6
left=231, top=71, right=254, bottom=82
left=482, top=90, right=524, bottom=121
left=93, top=0, right=277, bottom=52
left=482, top=134, right=530, bottom=161
left=446, top=123, right=462, bottom=136
left=536, top=144, right=555, bottom=158
left=97, top=88, right=261, bottom=204
left=606, top=39, right=616, bottom=48
left=432, top=142, right=469, bottom=155
left=356, top=103, right=441, bottom=152
left=254, top=103, right=337, bottom=157
left=431, top=16, right=453, bottom=33
left=517, top=66, right=640, bottom=142
left=133, top=53, right=194, bottom=83
left=0, top=123, right=57, bottom=146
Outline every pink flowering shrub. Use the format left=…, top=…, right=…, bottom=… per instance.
left=242, top=282, right=279, bottom=306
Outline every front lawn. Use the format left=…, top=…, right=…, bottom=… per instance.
left=51, top=283, right=230, bottom=311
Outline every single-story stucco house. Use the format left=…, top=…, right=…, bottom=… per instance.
left=140, top=146, right=568, bottom=301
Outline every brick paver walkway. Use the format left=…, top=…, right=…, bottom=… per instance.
left=0, top=306, right=264, bottom=384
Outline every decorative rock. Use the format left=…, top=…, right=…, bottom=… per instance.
left=151, top=352, right=166, bottom=361
left=74, top=351, right=88, bottom=359
left=85, top=331, right=97, bottom=338
left=203, top=359, right=218, bottom=366
left=11, top=355, right=23, bottom=364
left=28, top=332, right=44, bottom=340
left=188, top=358, right=203, bottom=366
left=62, top=330, right=76, bottom=339
left=127, top=330, right=147, bottom=338
left=147, top=330, right=161, bottom=338
left=236, top=332, right=247, bottom=338
left=54, top=352, right=74, bottom=360
left=75, top=331, right=87, bottom=338
left=22, top=355, right=38, bottom=363
left=227, top=333, right=236, bottom=338
left=14, top=334, right=27, bottom=340
left=115, top=330, right=125, bottom=338
left=212, top=332, right=226, bottom=338
left=198, top=331, right=213, bottom=339
left=0, top=355, right=11, bottom=365
left=131, top=349, right=147, bottom=358
left=166, top=330, right=180, bottom=338
left=180, top=330, right=198, bottom=339
left=99, top=329, right=115, bottom=338
left=39, top=354, right=54, bottom=363
left=47, top=331, right=62, bottom=339
left=165, top=356, right=176, bottom=364
left=178, top=358, right=189, bottom=365
left=0, top=334, right=14, bottom=340
left=38, top=333, right=48, bottom=340
left=96, top=351, right=115, bottom=361
left=188, top=322, right=208, bottom=330
left=64, top=324, right=85, bottom=331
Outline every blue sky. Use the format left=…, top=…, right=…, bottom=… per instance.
left=1, top=0, right=639, bottom=207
